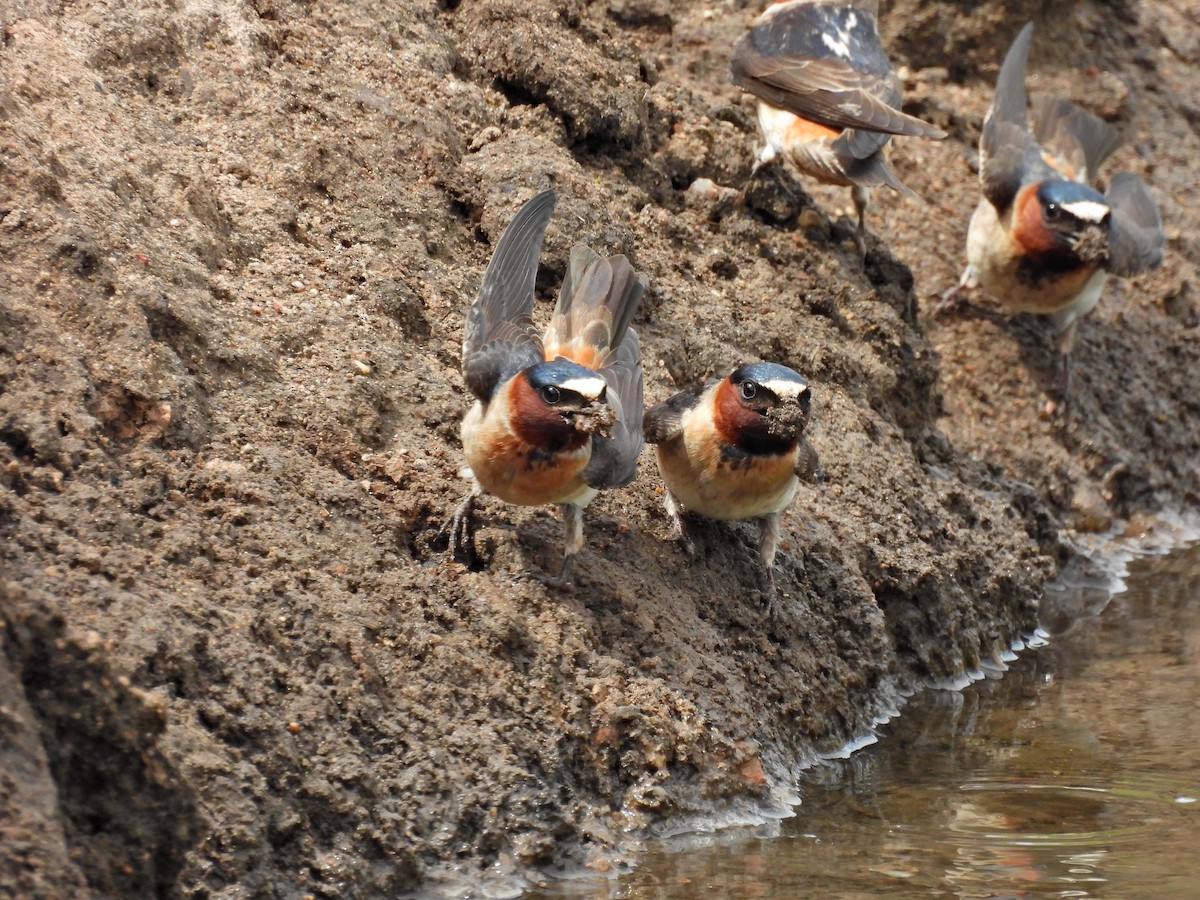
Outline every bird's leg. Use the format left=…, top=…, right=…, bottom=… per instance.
left=663, top=489, right=695, bottom=557
left=528, top=503, right=583, bottom=591
left=850, top=184, right=870, bottom=259
left=1053, top=315, right=1079, bottom=402
left=449, top=482, right=483, bottom=561
left=746, top=146, right=800, bottom=202
left=1053, top=351, right=1073, bottom=399
left=746, top=143, right=777, bottom=186
left=757, top=512, right=782, bottom=612
left=932, top=264, right=978, bottom=315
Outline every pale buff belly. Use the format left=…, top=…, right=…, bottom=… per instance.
left=461, top=402, right=597, bottom=508
left=966, top=198, right=1108, bottom=315
left=654, top=435, right=799, bottom=521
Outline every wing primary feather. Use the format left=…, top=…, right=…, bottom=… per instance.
left=980, top=24, right=1043, bottom=214
left=990, top=22, right=1034, bottom=131
left=584, top=329, right=644, bottom=490
left=1030, top=95, right=1121, bottom=182
left=643, top=382, right=709, bottom=444
left=728, top=2, right=946, bottom=140
left=1106, top=172, right=1165, bottom=276
left=462, top=189, right=556, bottom=401
left=545, top=250, right=646, bottom=369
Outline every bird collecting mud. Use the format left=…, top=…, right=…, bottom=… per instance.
left=451, top=190, right=647, bottom=588
left=730, top=0, right=946, bottom=254
left=644, top=362, right=821, bottom=610
left=934, top=22, right=1164, bottom=396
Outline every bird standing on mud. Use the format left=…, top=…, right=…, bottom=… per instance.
left=934, top=22, right=1164, bottom=394
left=451, top=190, right=647, bottom=588
left=729, top=0, right=946, bottom=254
left=644, top=362, right=821, bottom=609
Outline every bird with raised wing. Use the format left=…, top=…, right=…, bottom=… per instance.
left=451, top=190, right=646, bottom=588
left=934, top=22, right=1164, bottom=395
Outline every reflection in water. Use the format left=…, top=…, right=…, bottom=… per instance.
left=586, top=541, right=1200, bottom=899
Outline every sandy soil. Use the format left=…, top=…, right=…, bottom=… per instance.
left=1, top=0, right=1196, bottom=895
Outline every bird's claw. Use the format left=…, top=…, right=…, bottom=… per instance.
left=931, top=282, right=967, bottom=316
left=513, top=555, right=576, bottom=592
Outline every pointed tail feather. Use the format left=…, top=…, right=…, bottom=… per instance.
left=1031, top=95, right=1120, bottom=183
left=543, top=249, right=647, bottom=370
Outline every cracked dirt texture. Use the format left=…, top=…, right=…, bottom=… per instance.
left=1, top=0, right=1197, bottom=895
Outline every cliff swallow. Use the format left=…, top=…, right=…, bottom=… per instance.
left=450, top=190, right=647, bottom=588
left=644, top=362, right=821, bottom=609
left=730, top=0, right=946, bottom=254
left=934, top=23, right=1164, bottom=393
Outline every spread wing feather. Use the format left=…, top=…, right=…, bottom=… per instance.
left=1030, top=95, right=1120, bottom=184
left=833, top=129, right=920, bottom=194
left=643, top=382, right=711, bottom=444
left=1106, top=172, right=1165, bottom=276
left=462, top=189, right=556, bottom=402
left=980, top=23, right=1053, bottom=214
left=544, top=247, right=645, bottom=372
left=583, top=330, right=644, bottom=490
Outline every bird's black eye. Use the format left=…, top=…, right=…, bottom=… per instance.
left=740, top=381, right=758, bottom=401
left=1045, top=202, right=1061, bottom=221
left=540, top=385, right=561, bottom=404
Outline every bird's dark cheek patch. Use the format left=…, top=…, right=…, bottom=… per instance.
left=1013, top=184, right=1060, bottom=257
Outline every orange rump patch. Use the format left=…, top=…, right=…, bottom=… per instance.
left=1041, top=151, right=1077, bottom=182
left=545, top=342, right=603, bottom=370
left=786, top=115, right=840, bottom=144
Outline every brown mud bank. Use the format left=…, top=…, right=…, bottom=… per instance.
left=1, top=0, right=1197, bottom=895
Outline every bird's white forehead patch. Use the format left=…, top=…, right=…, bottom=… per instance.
left=1060, top=200, right=1109, bottom=223
left=556, top=376, right=606, bottom=399
left=761, top=378, right=806, bottom=399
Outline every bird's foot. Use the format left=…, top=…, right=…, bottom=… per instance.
left=851, top=227, right=868, bottom=261
left=931, top=283, right=968, bottom=316
left=931, top=266, right=977, bottom=316
left=673, top=527, right=696, bottom=558
left=760, top=567, right=778, bottom=616
left=515, top=555, right=577, bottom=592
left=519, top=570, right=576, bottom=593
left=448, top=493, right=477, bottom=562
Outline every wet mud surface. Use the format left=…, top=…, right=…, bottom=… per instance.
left=1, top=0, right=1197, bottom=895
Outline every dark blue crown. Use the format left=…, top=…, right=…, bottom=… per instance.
left=730, top=361, right=808, bottom=390
left=526, top=358, right=601, bottom=391
left=1035, top=180, right=1110, bottom=217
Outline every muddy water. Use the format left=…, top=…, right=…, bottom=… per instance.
left=583, top=540, right=1200, bottom=899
